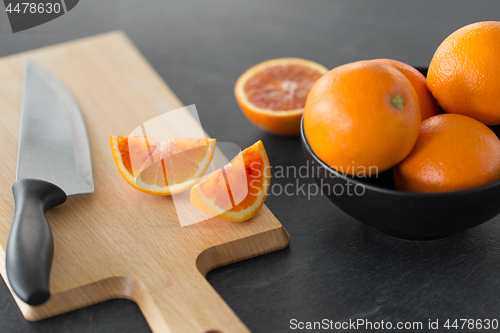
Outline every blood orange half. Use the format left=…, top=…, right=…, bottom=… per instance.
left=190, top=140, right=271, bottom=222
left=235, top=58, right=328, bottom=136
left=111, top=136, right=216, bottom=195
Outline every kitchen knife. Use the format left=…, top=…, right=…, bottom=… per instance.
left=6, top=61, right=94, bottom=306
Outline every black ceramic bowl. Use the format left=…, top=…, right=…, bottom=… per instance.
left=300, top=113, right=500, bottom=240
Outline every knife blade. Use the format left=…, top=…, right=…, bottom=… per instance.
left=6, top=61, right=94, bottom=306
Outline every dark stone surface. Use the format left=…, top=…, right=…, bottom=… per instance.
left=2, top=1, right=500, bottom=332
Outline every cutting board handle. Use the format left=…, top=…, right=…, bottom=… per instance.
left=136, top=266, right=250, bottom=333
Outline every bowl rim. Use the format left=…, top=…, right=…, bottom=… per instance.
left=300, top=116, right=500, bottom=197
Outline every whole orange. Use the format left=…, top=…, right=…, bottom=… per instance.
left=304, top=60, right=421, bottom=176
left=374, top=59, right=439, bottom=120
left=394, top=114, right=500, bottom=192
left=427, top=21, right=500, bottom=125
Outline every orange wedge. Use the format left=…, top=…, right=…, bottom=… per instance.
left=190, top=140, right=271, bottom=222
left=111, top=136, right=216, bottom=195
left=235, top=58, right=328, bottom=136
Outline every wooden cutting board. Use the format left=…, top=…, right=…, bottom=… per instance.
left=0, top=31, right=290, bottom=333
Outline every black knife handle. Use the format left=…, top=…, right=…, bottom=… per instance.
left=6, top=179, right=67, bottom=306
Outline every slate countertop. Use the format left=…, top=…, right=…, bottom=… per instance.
left=2, top=1, right=500, bottom=332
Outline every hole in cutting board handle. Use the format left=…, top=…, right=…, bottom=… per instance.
left=205, top=330, right=223, bottom=333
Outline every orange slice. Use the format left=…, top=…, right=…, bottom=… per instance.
left=235, top=58, right=328, bottom=136
left=190, top=140, right=271, bottom=222
left=111, top=136, right=216, bottom=195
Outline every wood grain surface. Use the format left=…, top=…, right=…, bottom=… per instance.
left=0, top=31, right=290, bottom=333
